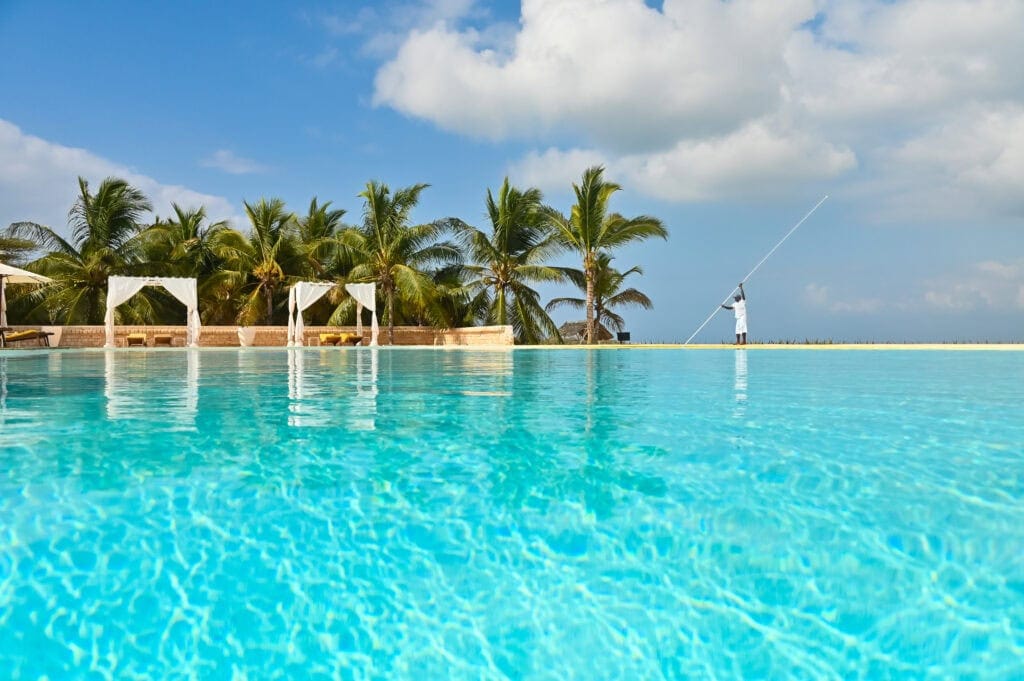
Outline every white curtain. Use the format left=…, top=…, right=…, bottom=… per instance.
left=345, top=283, right=378, bottom=346
left=0, top=278, right=6, bottom=327
left=104, top=277, right=149, bottom=348
left=287, top=288, right=296, bottom=346
left=161, top=278, right=201, bottom=347
left=288, top=282, right=335, bottom=346
left=105, top=276, right=200, bottom=347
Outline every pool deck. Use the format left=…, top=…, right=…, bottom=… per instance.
left=520, top=343, right=1024, bottom=350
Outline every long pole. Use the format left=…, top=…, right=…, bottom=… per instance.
left=684, top=195, right=829, bottom=345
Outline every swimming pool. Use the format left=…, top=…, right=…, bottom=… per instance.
left=1, top=348, right=1022, bottom=678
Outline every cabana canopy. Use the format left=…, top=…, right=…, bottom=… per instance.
left=0, top=262, right=52, bottom=327
left=287, top=281, right=335, bottom=346
left=105, top=276, right=200, bottom=348
left=286, top=282, right=379, bottom=346
left=345, top=283, right=378, bottom=347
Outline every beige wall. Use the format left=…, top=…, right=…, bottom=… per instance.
left=5, top=324, right=514, bottom=348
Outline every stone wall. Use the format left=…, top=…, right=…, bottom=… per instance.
left=4, top=324, right=514, bottom=348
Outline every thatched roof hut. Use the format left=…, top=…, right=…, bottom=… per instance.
left=557, top=321, right=614, bottom=343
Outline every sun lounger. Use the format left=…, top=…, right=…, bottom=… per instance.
left=1, top=329, right=53, bottom=347
left=125, top=333, right=147, bottom=347
left=317, top=333, right=362, bottom=346
left=153, top=334, right=173, bottom=347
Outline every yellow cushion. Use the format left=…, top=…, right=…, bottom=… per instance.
left=319, top=333, right=340, bottom=341
left=4, top=330, right=36, bottom=341
left=340, top=333, right=361, bottom=344
left=127, top=333, right=146, bottom=339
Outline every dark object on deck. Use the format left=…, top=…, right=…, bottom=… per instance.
left=617, top=332, right=631, bottom=344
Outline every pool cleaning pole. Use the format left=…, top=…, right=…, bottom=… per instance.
left=683, top=195, right=829, bottom=345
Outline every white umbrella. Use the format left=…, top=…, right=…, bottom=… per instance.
left=0, top=262, right=52, bottom=327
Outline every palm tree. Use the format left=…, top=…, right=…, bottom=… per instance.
left=546, top=253, right=653, bottom=333
left=209, top=198, right=301, bottom=324
left=548, top=166, right=667, bottom=343
left=6, top=176, right=152, bottom=323
left=0, top=235, right=35, bottom=265
left=457, top=178, right=569, bottom=343
left=341, top=181, right=461, bottom=344
left=144, top=204, right=227, bottom=277
left=297, top=197, right=347, bottom=278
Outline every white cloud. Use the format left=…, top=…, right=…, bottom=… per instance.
left=923, top=259, right=1024, bottom=311
left=199, top=149, right=268, bottom=175
left=511, top=121, right=855, bottom=202
left=615, top=120, right=855, bottom=201
left=375, top=0, right=814, bottom=148
left=508, top=148, right=609, bottom=195
left=0, top=119, right=241, bottom=235
left=877, top=106, right=1024, bottom=220
left=788, top=1, right=1024, bottom=125
left=307, top=47, right=340, bottom=69
left=371, top=0, right=1024, bottom=216
left=803, top=283, right=885, bottom=313
left=320, top=0, right=487, bottom=58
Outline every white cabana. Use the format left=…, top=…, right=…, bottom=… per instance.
left=0, top=262, right=52, bottom=327
left=287, top=281, right=336, bottom=346
left=105, top=276, right=201, bottom=348
left=345, top=283, right=379, bottom=347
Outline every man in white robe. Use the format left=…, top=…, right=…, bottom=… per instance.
left=721, top=282, right=747, bottom=345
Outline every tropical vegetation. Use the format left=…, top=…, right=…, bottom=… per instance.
left=546, top=252, right=653, bottom=333
left=546, top=166, right=667, bottom=343
left=3, top=167, right=666, bottom=344
left=7, top=177, right=154, bottom=324
left=457, top=178, right=571, bottom=344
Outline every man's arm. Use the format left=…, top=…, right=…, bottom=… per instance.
left=739, top=283, right=745, bottom=300
left=721, top=304, right=733, bottom=310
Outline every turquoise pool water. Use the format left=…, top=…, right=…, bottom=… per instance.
left=1, top=348, right=1022, bottom=678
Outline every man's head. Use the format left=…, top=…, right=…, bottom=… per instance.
left=734, top=295, right=742, bottom=302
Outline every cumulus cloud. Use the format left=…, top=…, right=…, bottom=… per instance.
left=923, top=259, right=1024, bottom=311
left=508, top=148, right=610, bottom=194
left=375, top=0, right=813, bottom=148
left=320, top=0, right=489, bottom=58
left=789, top=0, right=1024, bottom=123
left=876, top=105, right=1024, bottom=220
left=803, top=283, right=886, bottom=313
left=615, top=120, right=856, bottom=201
left=371, top=0, right=1024, bottom=215
left=511, top=121, right=855, bottom=201
left=0, top=119, right=240, bottom=235
left=199, top=149, right=268, bottom=175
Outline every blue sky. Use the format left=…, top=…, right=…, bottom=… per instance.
left=1, top=0, right=1022, bottom=341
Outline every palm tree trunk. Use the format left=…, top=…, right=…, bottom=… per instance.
left=585, top=255, right=595, bottom=344
left=496, top=288, right=506, bottom=325
left=387, top=289, right=395, bottom=345
left=265, top=285, right=273, bottom=325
